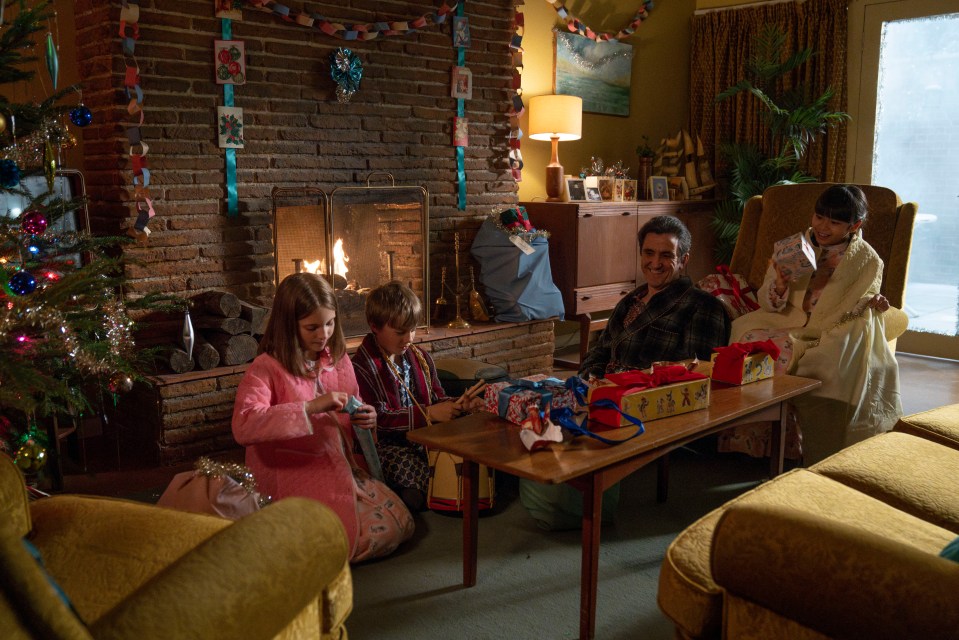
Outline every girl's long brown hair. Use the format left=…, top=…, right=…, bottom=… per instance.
left=258, top=273, right=346, bottom=377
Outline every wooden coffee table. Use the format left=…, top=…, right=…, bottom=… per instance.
left=408, top=374, right=821, bottom=640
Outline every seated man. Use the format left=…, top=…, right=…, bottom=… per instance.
left=579, top=215, right=731, bottom=379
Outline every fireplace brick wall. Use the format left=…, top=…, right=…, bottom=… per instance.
left=69, top=2, right=559, bottom=463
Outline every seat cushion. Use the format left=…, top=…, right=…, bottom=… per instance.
left=0, top=454, right=31, bottom=538
left=810, top=431, right=959, bottom=533
left=893, top=404, right=959, bottom=450
left=657, top=468, right=955, bottom=639
left=434, top=358, right=508, bottom=396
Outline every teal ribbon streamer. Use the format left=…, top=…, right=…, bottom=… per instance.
left=455, top=2, right=466, bottom=210
left=223, top=19, right=238, bottom=217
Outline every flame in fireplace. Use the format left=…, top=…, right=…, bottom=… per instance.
left=333, top=239, right=349, bottom=278
left=303, top=259, right=323, bottom=274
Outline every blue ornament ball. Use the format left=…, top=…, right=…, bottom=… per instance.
left=0, top=159, right=20, bottom=188
left=69, top=105, right=93, bottom=128
left=9, top=270, right=37, bottom=296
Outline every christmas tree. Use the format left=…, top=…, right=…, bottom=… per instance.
left=0, top=2, right=166, bottom=477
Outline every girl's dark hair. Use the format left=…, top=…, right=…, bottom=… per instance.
left=259, top=273, right=346, bottom=377
left=815, top=184, right=868, bottom=225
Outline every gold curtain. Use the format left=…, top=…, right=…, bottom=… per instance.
left=689, top=0, right=848, bottom=184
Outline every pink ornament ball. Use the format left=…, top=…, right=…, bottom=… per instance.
left=22, top=210, right=48, bottom=235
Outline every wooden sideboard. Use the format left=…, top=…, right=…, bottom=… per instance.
left=522, top=199, right=717, bottom=367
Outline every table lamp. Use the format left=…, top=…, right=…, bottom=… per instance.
left=528, top=95, right=582, bottom=202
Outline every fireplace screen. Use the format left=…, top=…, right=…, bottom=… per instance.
left=271, top=176, right=430, bottom=339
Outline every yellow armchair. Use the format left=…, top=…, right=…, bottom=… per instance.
left=0, top=454, right=352, bottom=640
left=729, top=182, right=917, bottom=341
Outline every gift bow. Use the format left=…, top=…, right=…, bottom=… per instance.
left=711, top=340, right=781, bottom=383
left=496, top=377, right=562, bottom=419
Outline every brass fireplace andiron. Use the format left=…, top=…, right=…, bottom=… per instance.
left=447, top=232, right=470, bottom=329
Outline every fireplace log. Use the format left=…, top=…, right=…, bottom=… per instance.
left=193, top=334, right=221, bottom=370
left=192, top=316, right=252, bottom=335
left=206, top=333, right=259, bottom=366
left=162, top=347, right=196, bottom=374
left=239, top=301, right=269, bottom=336
left=191, top=291, right=241, bottom=318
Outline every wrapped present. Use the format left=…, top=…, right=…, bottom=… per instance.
left=483, top=375, right=575, bottom=425
left=697, top=265, right=760, bottom=319
left=587, top=366, right=710, bottom=429
left=710, top=340, right=779, bottom=385
left=772, top=232, right=816, bottom=281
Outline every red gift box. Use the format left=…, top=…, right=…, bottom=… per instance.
left=710, top=340, right=780, bottom=385
left=587, top=366, right=710, bottom=429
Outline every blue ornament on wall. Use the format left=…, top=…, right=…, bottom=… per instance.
left=69, top=105, right=92, bottom=128
left=9, top=270, right=37, bottom=296
left=330, top=48, right=363, bottom=104
left=0, top=159, right=20, bottom=188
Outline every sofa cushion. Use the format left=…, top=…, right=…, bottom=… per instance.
left=657, top=468, right=955, bottom=639
left=893, top=404, right=959, bottom=450
left=810, top=431, right=959, bottom=533
left=0, top=453, right=31, bottom=538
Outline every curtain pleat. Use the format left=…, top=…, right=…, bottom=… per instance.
left=690, top=0, right=848, bottom=184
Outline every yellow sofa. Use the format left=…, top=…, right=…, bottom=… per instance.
left=0, top=454, right=353, bottom=640
left=658, top=404, right=959, bottom=639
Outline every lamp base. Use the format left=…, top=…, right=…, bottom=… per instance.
left=545, top=164, right=565, bottom=202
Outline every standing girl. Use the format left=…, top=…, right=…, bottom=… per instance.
left=233, top=273, right=413, bottom=562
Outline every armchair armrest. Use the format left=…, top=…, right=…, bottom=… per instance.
left=89, top=497, right=349, bottom=640
left=883, top=306, right=908, bottom=342
left=711, top=504, right=959, bottom=640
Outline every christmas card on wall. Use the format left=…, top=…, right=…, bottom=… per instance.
left=217, top=107, right=244, bottom=148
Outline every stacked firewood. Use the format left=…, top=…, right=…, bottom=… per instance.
left=162, top=291, right=269, bottom=374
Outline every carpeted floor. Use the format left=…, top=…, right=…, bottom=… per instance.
left=348, top=445, right=769, bottom=640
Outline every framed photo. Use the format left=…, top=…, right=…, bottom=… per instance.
left=566, top=178, right=586, bottom=201
left=585, top=186, right=602, bottom=202
left=554, top=32, right=633, bottom=116
left=451, top=66, right=472, bottom=100
left=598, top=177, right=615, bottom=201
left=649, top=176, right=669, bottom=201
left=452, top=16, right=471, bottom=48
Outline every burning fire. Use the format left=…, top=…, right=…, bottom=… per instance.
left=303, top=259, right=323, bottom=274
left=332, top=239, right=349, bottom=278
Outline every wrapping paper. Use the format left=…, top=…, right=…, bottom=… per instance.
left=772, top=232, right=816, bottom=281
left=587, top=366, right=710, bottom=428
left=482, top=375, right=574, bottom=425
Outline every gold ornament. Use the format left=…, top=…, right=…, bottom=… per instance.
left=0, top=113, right=6, bottom=135
left=108, top=372, right=134, bottom=394
left=15, top=440, right=47, bottom=473
left=44, top=138, right=56, bottom=190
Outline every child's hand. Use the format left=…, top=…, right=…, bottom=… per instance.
left=428, top=400, right=461, bottom=423
left=350, top=404, right=377, bottom=430
left=306, top=391, right=348, bottom=414
left=770, top=259, right=788, bottom=296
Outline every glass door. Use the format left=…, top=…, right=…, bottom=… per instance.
left=849, top=0, right=959, bottom=359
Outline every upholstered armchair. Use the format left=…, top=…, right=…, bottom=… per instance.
left=0, top=454, right=352, bottom=640
left=729, top=182, right=917, bottom=341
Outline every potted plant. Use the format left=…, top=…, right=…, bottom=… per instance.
left=710, top=26, right=849, bottom=263
left=635, top=135, right=655, bottom=200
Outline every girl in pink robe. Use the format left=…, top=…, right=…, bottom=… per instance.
left=233, top=273, right=413, bottom=562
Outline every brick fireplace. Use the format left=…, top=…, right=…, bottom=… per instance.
left=71, top=1, right=554, bottom=463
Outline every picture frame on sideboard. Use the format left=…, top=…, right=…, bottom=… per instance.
left=649, top=176, right=669, bottom=201
left=566, top=178, right=587, bottom=201
left=585, top=186, right=602, bottom=202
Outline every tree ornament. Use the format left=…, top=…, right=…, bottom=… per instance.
left=15, top=439, right=47, bottom=473
left=8, top=270, right=36, bottom=296
left=0, top=112, right=6, bottom=135
left=182, top=309, right=195, bottom=359
left=108, top=372, right=134, bottom=395
left=0, top=158, right=19, bottom=188
left=69, top=104, right=92, bottom=128
left=45, top=32, right=58, bottom=89
left=44, top=139, right=56, bottom=190
left=21, top=209, right=48, bottom=235
left=330, top=48, right=363, bottom=104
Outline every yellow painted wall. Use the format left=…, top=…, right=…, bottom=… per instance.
left=518, top=0, right=698, bottom=201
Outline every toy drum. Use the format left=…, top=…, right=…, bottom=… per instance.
left=426, top=450, right=494, bottom=512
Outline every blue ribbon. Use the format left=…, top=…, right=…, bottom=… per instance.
left=559, top=376, right=646, bottom=444
left=222, top=19, right=238, bottom=217
left=496, top=378, right=558, bottom=419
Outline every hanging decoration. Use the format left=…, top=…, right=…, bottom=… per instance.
left=8, top=270, right=37, bottom=296
left=242, top=1, right=457, bottom=40
left=329, top=48, right=363, bottom=103
left=217, top=13, right=241, bottom=217
left=0, top=157, right=19, bottom=188
left=69, top=104, right=92, bottom=127
left=507, top=9, right=524, bottom=182
left=21, top=209, right=47, bottom=235
left=451, top=5, right=469, bottom=210
left=544, top=0, right=654, bottom=42
left=44, top=31, right=58, bottom=89
left=119, top=1, right=154, bottom=240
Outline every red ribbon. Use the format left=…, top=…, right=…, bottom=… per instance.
left=591, top=366, right=707, bottom=426
left=716, top=265, right=759, bottom=311
left=711, top=340, right=780, bottom=384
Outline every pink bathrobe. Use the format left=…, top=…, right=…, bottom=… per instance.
left=232, top=351, right=361, bottom=551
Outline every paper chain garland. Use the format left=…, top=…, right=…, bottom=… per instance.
left=508, top=10, right=524, bottom=182
left=119, top=0, right=155, bottom=240
left=545, top=0, right=654, bottom=42
left=242, top=0, right=457, bottom=40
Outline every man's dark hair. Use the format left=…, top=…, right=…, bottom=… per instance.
left=638, top=215, right=692, bottom=258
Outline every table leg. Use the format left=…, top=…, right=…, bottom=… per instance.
left=579, top=473, right=602, bottom=640
left=462, top=458, right=479, bottom=587
left=769, top=402, right=786, bottom=477
left=656, top=454, right=669, bottom=503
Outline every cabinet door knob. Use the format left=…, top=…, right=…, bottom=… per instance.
left=621, top=211, right=631, bottom=216
left=582, top=213, right=593, bottom=218
left=620, top=290, right=629, bottom=295
left=580, top=295, right=591, bottom=301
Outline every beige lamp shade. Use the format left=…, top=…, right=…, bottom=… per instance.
left=528, top=95, right=582, bottom=141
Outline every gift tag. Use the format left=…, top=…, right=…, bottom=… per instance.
left=509, top=234, right=535, bottom=255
